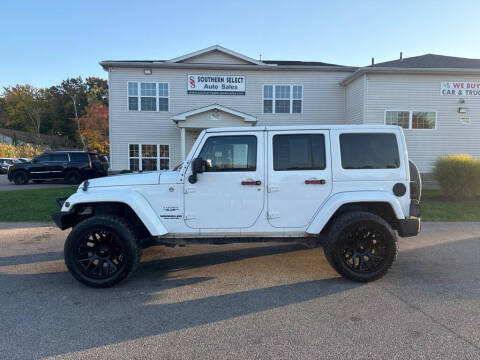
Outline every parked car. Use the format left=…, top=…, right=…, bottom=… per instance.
left=0, top=158, right=16, bottom=174
left=53, top=125, right=421, bottom=288
left=7, top=151, right=109, bottom=185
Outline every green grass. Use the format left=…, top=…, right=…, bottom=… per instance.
left=421, top=189, right=480, bottom=221
left=0, top=187, right=77, bottom=222
left=0, top=187, right=478, bottom=223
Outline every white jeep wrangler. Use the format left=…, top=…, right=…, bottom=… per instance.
left=53, top=125, right=421, bottom=287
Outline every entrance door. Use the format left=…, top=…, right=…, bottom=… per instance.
left=267, top=130, right=332, bottom=228
left=184, top=131, right=264, bottom=229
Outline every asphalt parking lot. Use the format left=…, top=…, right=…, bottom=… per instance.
left=1, top=222, right=479, bottom=359
left=0, top=174, right=70, bottom=191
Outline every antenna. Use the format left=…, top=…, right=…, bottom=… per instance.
left=259, top=53, right=262, bottom=61
left=371, top=57, right=374, bottom=66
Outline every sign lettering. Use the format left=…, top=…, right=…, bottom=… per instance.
left=187, top=74, right=246, bottom=95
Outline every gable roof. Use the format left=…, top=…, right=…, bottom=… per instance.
left=371, top=54, right=480, bottom=69
left=166, top=45, right=266, bottom=66
left=263, top=60, right=343, bottom=67
left=172, top=104, right=257, bottom=122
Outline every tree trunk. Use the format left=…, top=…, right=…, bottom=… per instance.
left=71, top=95, right=86, bottom=150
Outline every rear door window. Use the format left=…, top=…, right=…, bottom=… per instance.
left=340, top=133, right=400, bottom=169
left=50, top=153, right=69, bottom=162
left=273, top=134, right=326, bottom=171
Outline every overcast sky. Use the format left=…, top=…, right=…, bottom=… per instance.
left=2, top=0, right=480, bottom=88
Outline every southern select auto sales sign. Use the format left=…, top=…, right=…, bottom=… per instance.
left=441, top=81, right=480, bottom=96
left=187, top=74, right=245, bottom=95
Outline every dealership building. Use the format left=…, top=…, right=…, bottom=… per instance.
left=100, top=45, right=480, bottom=175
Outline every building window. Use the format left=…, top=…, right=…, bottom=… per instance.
left=128, top=83, right=138, bottom=111
left=129, top=144, right=170, bottom=171
left=412, top=111, right=436, bottom=129
left=128, top=82, right=169, bottom=112
left=385, top=111, right=436, bottom=129
left=263, top=85, right=303, bottom=114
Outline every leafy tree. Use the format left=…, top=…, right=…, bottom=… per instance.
left=57, top=77, right=88, bottom=149
left=79, top=103, right=109, bottom=154
left=2, top=85, right=45, bottom=142
left=86, top=77, right=109, bottom=105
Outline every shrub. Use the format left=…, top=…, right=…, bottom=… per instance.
left=0, top=143, right=49, bottom=159
left=434, top=154, right=480, bottom=200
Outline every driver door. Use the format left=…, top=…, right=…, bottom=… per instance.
left=184, top=131, right=264, bottom=229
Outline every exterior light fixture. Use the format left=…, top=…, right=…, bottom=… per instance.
left=144, top=69, right=152, bottom=75
left=458, top=107, right=468, bottom=114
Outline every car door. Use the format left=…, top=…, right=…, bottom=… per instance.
left=48, top=153, right=69, bottom=179
left=267, top=130, right=332, bottom=228
left=184, top=131, right=264, bottom=229
left=29, top=154, right=51, bottom=179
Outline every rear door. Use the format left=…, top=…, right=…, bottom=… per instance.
left=267, top=130, right=332, bottom=228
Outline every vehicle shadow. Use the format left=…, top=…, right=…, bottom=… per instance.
left=0, top=242, right=358, bottom=358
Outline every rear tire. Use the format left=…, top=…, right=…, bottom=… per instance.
left=65, top=170, right=81, bottom=184
left=13, top=171, right=29, bottom=185
left=323, top=211, right=397, bottom=282
left=64, top=215, right=142, bottom=288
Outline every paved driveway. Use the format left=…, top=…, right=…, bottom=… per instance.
left=0, top=222, right=479, bottom=359
left=0, top=174, right=71, bottom=191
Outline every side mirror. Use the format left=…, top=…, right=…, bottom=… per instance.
left=192, top=157, right=205, bottom=174
left=188, top=157, right=205, bottom=184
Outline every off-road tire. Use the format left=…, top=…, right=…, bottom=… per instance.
left=323, top=211, right=398, bottom=282
left=65, top=170, right=81, bottom=184
left=64, top=215, right=142, bottom=288
left=13, top=171, right=29, bottom=185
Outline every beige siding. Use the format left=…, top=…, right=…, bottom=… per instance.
left=364, top=73, right=480, bottom=172
left=181, top=51, right=252, bottom=65
left=109, top=67, right=350, bottom=170
left=185, top=129, right=201, bottom=154
left=345, top=75, right=365, bottom=124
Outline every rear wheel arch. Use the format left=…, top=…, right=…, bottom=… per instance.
left=321, top=202, right=399, bottom=235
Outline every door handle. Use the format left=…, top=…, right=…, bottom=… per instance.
left=241, top=180, right=261, bottom=186
left=305, top=179, right=326, bottom=185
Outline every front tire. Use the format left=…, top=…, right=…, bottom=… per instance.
left=13, top=171, right=29, bottom=185
left=323, top=211, right=397, bottom=282
left=64, top=215, right=142, bottom=287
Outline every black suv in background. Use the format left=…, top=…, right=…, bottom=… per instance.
left=7, top=151, right=109, bottom=185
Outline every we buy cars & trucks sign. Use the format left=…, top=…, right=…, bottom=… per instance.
left=441, top=81, right=480, bottom=96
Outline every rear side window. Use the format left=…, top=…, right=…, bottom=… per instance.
left=340, top=133, right=400, bottom=169
left=50, top=153, right=69, bottom=162
left=273, top=134, right=326, bottom=171
left=69, top=153, right=89, bottom=162
left=199, top=135, right=257, bottom=172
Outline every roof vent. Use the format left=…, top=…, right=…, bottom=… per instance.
left=371, top=57, right=375, bottom=66
left=400, top=52, right=403, bottom=61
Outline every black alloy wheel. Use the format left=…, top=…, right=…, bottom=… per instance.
left=64, top=215, right=142, bottom=287
left=338, top=224, right=387, bottom=273
left=323, top=211, right=397, bottom=282
left=74, top=228, right=126, bottom=279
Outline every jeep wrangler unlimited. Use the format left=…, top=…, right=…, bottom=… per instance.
left=52, top=125, right=421, bottom=287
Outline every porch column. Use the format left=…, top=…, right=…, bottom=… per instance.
left=180, top=127, right=186, bottom=161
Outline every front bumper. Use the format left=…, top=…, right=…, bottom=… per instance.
left=398, top=217, right=421, bottom=237
left=52, top=211, right=77, bottom=230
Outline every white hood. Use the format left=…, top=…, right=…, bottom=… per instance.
left=87, top=172, right=161, bottom=187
